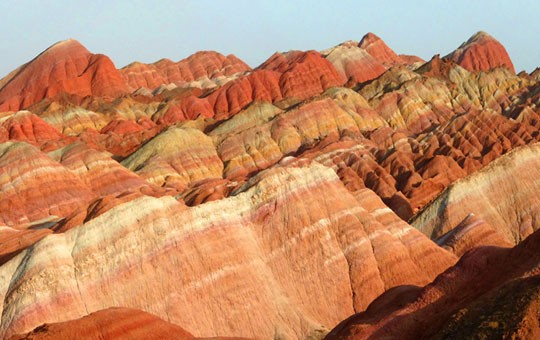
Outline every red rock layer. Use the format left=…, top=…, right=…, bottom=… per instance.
left=0, top=142, right=95, bottom=226
left=0, top=163, right=455, bottom=339
left=10, top=307, right=196, bottom=340
left=0, top=39, right=128, bottom=111
left=120, top=51, right=251, bottom=91
left=435, top=214, right=513, bottom=257
left=207, top=69, right=283, bottom=119
left=323, top=43, right=387, bottom=84
left=326, top=228, right=540, bottom=339
left=258, top=50, right=345, bottom=99
left=54, top=142, right=163, bottom=197
left=0, top=227, right=52, bottom=266
left=0, top=111, right=72, bottom=151
left=412, top=143, right=540, bottom=244
left=358, top=32, right=404, bottom=66
left=153, top=50, right=346, bottom=122
left=446, top=31, right=515, bottom=73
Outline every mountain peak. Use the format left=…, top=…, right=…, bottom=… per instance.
left=358, top=32, right=403, bottom=66
left=41, top=38, right=90, bottom=57
left=464, top=31, right=492, bottom=44
left=0, top=38, right=126, bottom=111
left=447, top=31, right=515, bottom=73
left=358, top=32, right=382, bottom=48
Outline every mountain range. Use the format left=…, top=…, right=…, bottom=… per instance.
left=0, top=31, right=539, bottom=339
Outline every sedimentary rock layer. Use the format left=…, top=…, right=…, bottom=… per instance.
left=326, top=228, right=540, bottom=339
left=412, top=143, right=540, bottom=244
left=120, top=51, right=251, bottom=92
left=10, top=308, right=196, bottom=340
left=0, top=30, right=538, bottom=340
left=0, top=163, right=455, bottom=339
left=446, top=31, right=515, bottom=73
left=0, top=40, right=127, bottom=111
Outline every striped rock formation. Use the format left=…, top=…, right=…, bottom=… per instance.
left=446, top=31, right=515, bottom=73
left=0, top=142, right=95, bottom=226
left=435, top=214, right=513, bottom=257
left=412, top=143, right=540, bottom=244
left=120, top=51, right=251, bottom=92
left=322, top=33, right=423, bottom=86
left=0, top=31, right=539, bottom=339
left=121, top=126, right=223, bottom=192
left=0, top=162, right=455, bottom=339
left=52, top=142, right=163, bottom=198
left=326, top=227, right=540, bottom=339
left=323, top=42, right=387, bottom=84
left=10, top=307, right=233, bottom=340
left=0, top=39, right=127, bottom=111
left=358, top=33, right=405, bottom=66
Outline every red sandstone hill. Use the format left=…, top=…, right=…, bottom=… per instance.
left=326, top=226, right=540, bottom=339
left=0, top=31, right=538, bottom=339
left=0, top=39, right=128, bottom=111
left=446, top=31, right=515, bottom=73
left=358, top=32, right=405, bottom=66
left=119, top=51, right=251, bottom=91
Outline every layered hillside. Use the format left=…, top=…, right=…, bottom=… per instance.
left=326, top=225, right=540, bottom=339
left=0, top=31, right=538, bottom=339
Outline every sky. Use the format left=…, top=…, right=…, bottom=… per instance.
left=0, top=1, right=538, bottom=77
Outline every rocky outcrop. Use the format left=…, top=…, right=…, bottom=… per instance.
left=121, top=126, right=223, bottom=191
left=326, top=228, right=540, bottom=339
left=0, top=39, right=128, bottom=111
left=412, top=143, right=540, bottom=244
left=446, top=31, right=515, bottom=73
left=10, top=307, right=199, bottom=340
left=120, top=51, right=251, bottom=92
left=322, top=33, right=423, bottom=86
left=358, top=32, right=404, bottom=66
left=0, top=142, right=94, bottom=226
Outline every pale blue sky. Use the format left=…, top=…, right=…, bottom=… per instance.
left=1, top=1, right=538, bottom=77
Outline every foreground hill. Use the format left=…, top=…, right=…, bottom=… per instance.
left=0, top=31, right=538, bottom=339
left=326, top=221, right=540, bottom=339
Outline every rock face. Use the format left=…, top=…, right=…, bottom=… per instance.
left=0, top=40, right=128, bottom=111
left=325, top=228, right=540, bottom=339
left=120, top=51, right=251, bottom=91
left=0, top=142, right=95, bottom=226
left=358, top=32, right=404, bottom=66
left=323, top=43, right=387, bottom=84
left=446, top=31, right=515, bottom=73
left=435, top=214, right=513, bottom=257
left=10, top=308, right=196, bottom=340
left=412, top=143, right=540, bottom=244
left=0, top=163, right=455, bottom=339
left=121, top=127, right=224, bottom=191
